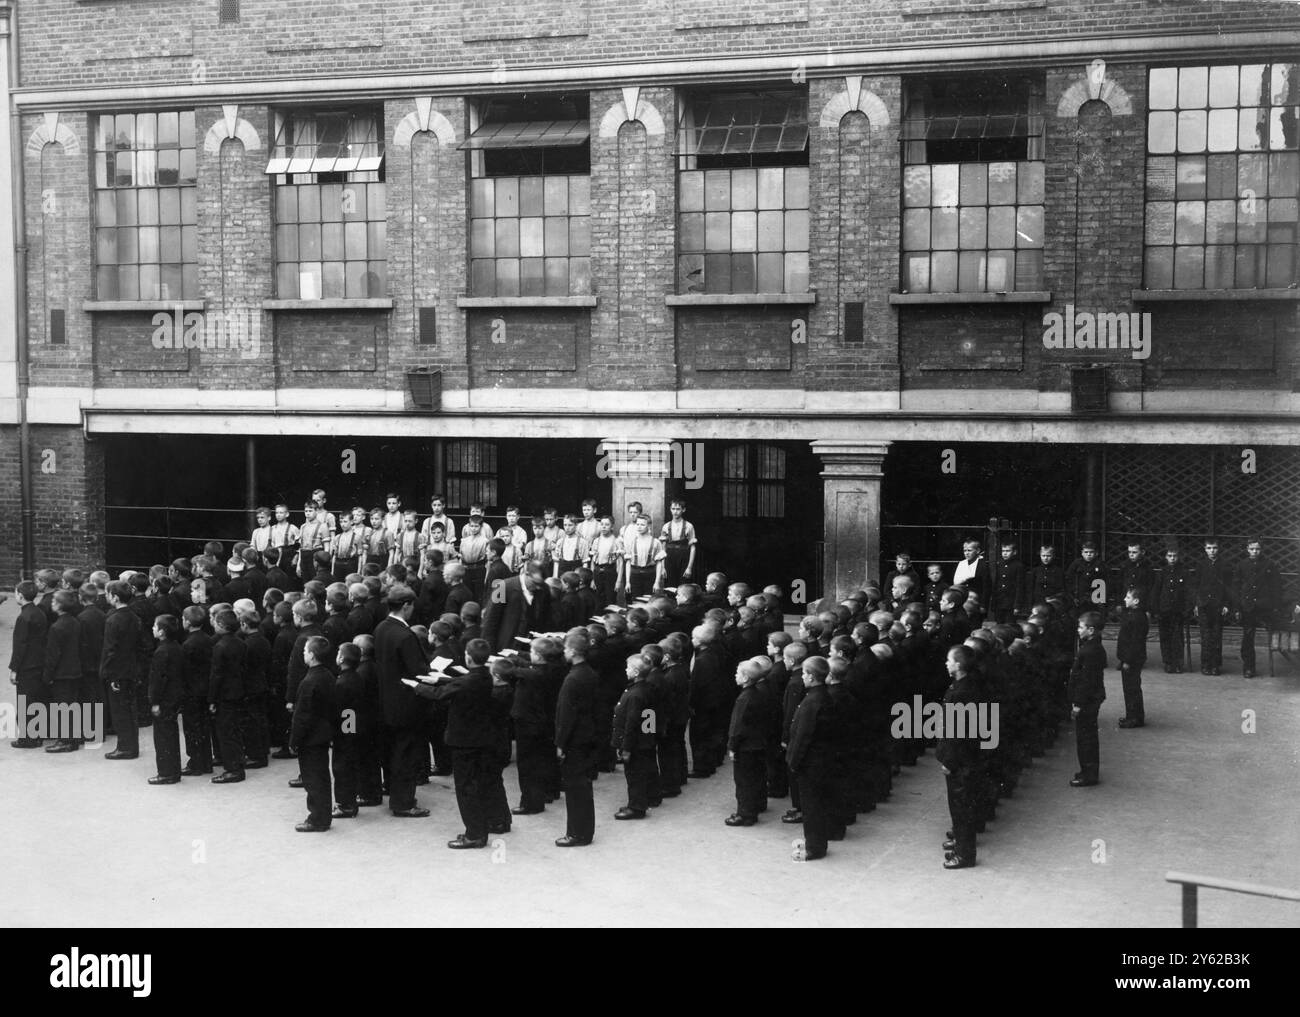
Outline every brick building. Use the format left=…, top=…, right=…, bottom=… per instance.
left=1, top=0, right=1298, bottom=602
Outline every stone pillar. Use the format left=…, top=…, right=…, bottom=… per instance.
left=811, top=440, right=890, bottom=602
left=597, top=437, right=673, bottom=532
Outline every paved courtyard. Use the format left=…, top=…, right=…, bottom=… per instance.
left=2, top=599, right=1297, bottom=928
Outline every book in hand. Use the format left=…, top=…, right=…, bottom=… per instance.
left=400, top=678, right=420, bottom=688
left=605, top=605, right=625, bottom=614
left=514, top=636, right=533, bottom=645
left=431, top=656, right=455, bottom=673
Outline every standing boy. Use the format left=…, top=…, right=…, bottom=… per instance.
left=8, top=581, right=48, bottom=748
left=209, top=610, right=248, bottom=783
left=660, top=499, right=698, bottom=588
left=726, top=656, right=773, bottom=827
left=554, top=628, right=599, bottom=847
left=1193, top=538, right=1231, bottom=676
left=147, top=614, right=185, bottom=783
left=1116, top=589, right=1149, bottom=729
left=1068, top=611, right=1107, bottom=787
left=291, top=636, right=336, bottom=831
left=101, top=581, right=141, bottom=759
left=1233, top=538, right=1281, bottom=680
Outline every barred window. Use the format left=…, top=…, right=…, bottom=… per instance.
left=1144, top=63, right=1298, bottom=289
left=267, top=110, right=386, bottom=299
left=463, top=93, right=591, bottom=297
left=721, top=443, right=787, bottom=519
left=93, top=111, right=197, bottom=300
left=901, top=76, right=1045, bottom=294
left=445, top=440, right=499, bottom=513
left=677, top=89, right=810, bottom=294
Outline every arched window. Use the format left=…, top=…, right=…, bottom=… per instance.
left=445, top=439, right=498, bottom=512
left=721, top=442, right=786, bottom=519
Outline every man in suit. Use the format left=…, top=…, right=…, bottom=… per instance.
left=1233, top=538, right=1282, bottom=680
left=101, top=580, right=142, bottom=759
left=417, top=638, right=497, bottom=848
left=8, top=581, right=49, bottom=748
left=482, top=564, right=551, bottom=653
left=554, top=628, right=599, bottom=847
left=373, top=585, right=431, bottom=818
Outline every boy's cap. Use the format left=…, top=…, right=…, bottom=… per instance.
left=227, top=556, right=246, bottom=574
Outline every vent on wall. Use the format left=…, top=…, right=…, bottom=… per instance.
left=50, top=309, right=65, bottom=344
left=1071, top=366, right=1108, bottom=414
left=219, top=0, right=239, bottom=24
left=843, top=302, right=864, bottom=346
left=418, top=307, right=437, bottom=345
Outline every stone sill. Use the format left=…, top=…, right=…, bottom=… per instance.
left=889, top=291, right=1051, bottom=305
left=455, top=296, right=598, bottom=308
left=666, top=293, right=817, bottom=306
left=83, top=300, right=206, bottom=312
left=1131, top=289, right=1300, bottom=302
left=263, top=299, right=394, bottom=310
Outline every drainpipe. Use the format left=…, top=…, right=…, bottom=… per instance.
left=0, top=1, right=33, bottom=578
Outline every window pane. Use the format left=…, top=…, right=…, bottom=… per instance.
left=1240, top=65, right=1267, bottom=106
left=1175, top=156, right=1206, bottom=199
left=756, top=252, right=784, bottom=291
left=179, top=149, right=195, bottom=184
left=1239, top=108, right=1266, bottom=151
left=783, top=252, right=808, bottom=292
left=1179, top=66, right=1208, bottom=109
left=704, top=170, right=730, bottom=211
left=1206, top=153, right=1237, bottom=198
left=1173, top=245, right=1204, bottom=288
left=471, top=259, right=495, bottom=295
left=904, top=253, right=930, bottom=292
left=322, top=222, right=344, bottom=261
left=135, top=189, right=158, bottom=226
left=732, top=168, right=756, bottom=210
left=367, top=220, right=385, bottom=257
left=1146, top=157, right=1176, bottom=200
left=903, top=165, right=930, bottom=207
left=1145, top=246, right=1174, bottom=288
left=1177, top=110, right=1206, bottom=152
left=519, top=217, right=544, bottom=258
left=731, top=211, right=757, bottom=251
left=959, top=206, right=987, bottom=249
left=679, top=171, right=703, bottom=213
left=96, top=228, right=118, bottom=265
left=1016, top=205, right=1043, bottom=247
left=785, top=168, right=809, bottom=209
left=1207, top=109, right=1237, bottom=152
left=1150, top=67, right=1179, bottom=110
left=1205, top=245, right=1235, bottom=287
left=1266, top=243, right=1296, bottom=287
left=987, top=205, right=1016, bottom=248
left=1269, top=106, right=1297, bottom=151
left=1205, top=200, right=1236, bottom=243
left=117, top=227, right=137, bottom=263
left=321, top=185, right=342, bottom=223
left=1272, top=63, right=1298, bottom=105
left=569, top=217, right=590, bottom=256
left=158, top=188, right=180, bottom=225
left=519, top=177, right=544, bottom=217
left=1174, top=201, right=1205, bottom=244
left=931, top=251, right=958, bottom=292
left=680, top=212, right=704, bottom=252
left=496, top=258, right=520, bottom=296
left=277, top=262, right=299, bottom=298
left=471, top=217, right=494, bottom=258
left=1238, top=201, right=1265, bottom=242
left=756, top=167, right=784, bottom=209
left=344, top=183, right=366, bottom=220
left=299, top=185, right=321, bottom=222
left=276, top=224, right=298, bottom=262
left=344, top=262, right=368, bottom=298
left=784, top=209, right=808, bottom=251
left=756, top=210, right=783, bottom=252
left=520, top=257, right=545, bottom=296
left=569, top=177, right=590, bottom=216
left=471, top=178, right=494, bottom=218
left=732, top=253, right=756, bottom=292
left=138, top=226, right=159, bottom=262
left=986, top=250, right=1013, bottom=291
left=932, top=164, right=959, bottom=207
left=114, top=151, right=135, bottom=187
left=902, top=208, right=929, bottom=251
left=1209, top=65, right=1239, bottom=108
left=544, top=176, right=569, bottom=216
left=1014, top=249, right=1043, bottom=290
left=323, top=260, right=345, bottom=297
left=932, top=207, right=958, bottom=249
left=703, top=253, right=731, bottom=293
left=1239, top=153, right=1269, bottom=197
left=1148, top=111, right=1177, bottom=154
left=959, top=163, right=987, bottom=206
left=988, top=162, right=1016, bottom=205
left=705, top=212, right=730, bottom=252
left=118, top=266, right=139, bottom=300
left=1271, top=152, right=1299, bottom=197
left=1235, top=244, right=1261, bottom=287
left=496, top=177, right=519, bottom=217
left=495, top=219, right=519, bottom=257
left=1017, top=162, right=1044, bottom=204
left=958, top=250, right=986, bottom=291
left=544, top=257, right=569, bottom=295
left=1146, top=201, right=1174, bottom=244
left=544, top=217, right=569, bottom=256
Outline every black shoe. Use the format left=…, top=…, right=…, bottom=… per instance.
left=1243, top=670, right=1257, bottom=679
left=944, top=855, right=976, bottom=869
left=511, top=806, right=544, bottom=815
left=725, top=814, right=757, bottom=827
left=45, top=740, right=78, bottom=753
left=295, top=821, right=329, bottom=832
left=287, top=777, right=305, bottom=788
left=1070, top=776, right=1099, bottom=787
left=487, top=824, right=511, bottom=835
left=1210, top=668, right=1221, bottom=676
left=946, top=829, right=955, bottom=839
left=555, top=835, right=591, bottom=847
left=271, top=747, right=295, bottom=760
left=105, top=749, right=138, bottom=760
left=943, top=838, right=957, bottom=851
left=148, top=775, right=181, bottom=785
left=331, top=806, right=359, bottom=819
left=447, top=835, right=488, bottom=849
left=648, top=799, right=663, bottom=808
left=357, top=797, right=383, bottom=807
left=1117, top=718, right=1144, bottom=729
left=243, top=759, right=268, bottom=769
left=391, top=807, right=430, bottom=818
left=802, top=849, right=827, bottom=861
left=11, top=737, right=43, bottom=749
left=415, top=774, right=430, bottom=785
left=180, top=766, right=213, bottom=776
left=212, top=771, right=245, bottom=783
left=614, top=807, right=647, bottom=820
left=781, top=810, right=803, bottom=824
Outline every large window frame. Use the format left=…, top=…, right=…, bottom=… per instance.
left=1143, top=62, right=1298, bottom=291
left=676, top=88, right=811, bottom=295
left=900, top=75, right=1046, bottom=294
left=721, top=443, right=787, bottom=519
left=445, top=440, right=499, bottom=514
left=462, top=93, right=592, bottom=298
left=266, top=108, right=387, bottom=300
left=92, top=110, right=198, bottom=300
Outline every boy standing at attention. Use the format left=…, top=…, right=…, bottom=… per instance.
left=660, top=498, right=698, bottom=588
left=623, top=514, right=665, bottom=600
left=291, top=636, right=336, bottom=832
left=1116, top=589, right=1149, bottom=729
left=1068, top=611, right=1107, bottom=787
left=147, top=614, right=185, bottom=783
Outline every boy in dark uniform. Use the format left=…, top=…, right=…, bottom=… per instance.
left=8, top=581, right=47, bottom=748
left=209, top=610, right=248, bottom=783
left=991, top=542, right=1027, bottom=625
left=239, top=611, right=272, bottom=768
left=77, top=586, right=107, bottom=740
left=786, top=655, right=835, bottom=860
left=1150, top=546, right=1189, bottom=673
left=938, top=645, right=981, bottom=869
left=612, top=652, right=659, bottom=820
left=554, top=628, right=600, bottom=847
left=291, top=636, right=335, bottom=831
left=778, top=642, right=809, bottom=822
left=1193, top=538, right=1231, bottom=675
left=147, top=614, right=185, bottom=783
left=1028, top=544, right=1065, bottom=608
left=1069, top=611, right=1107, bottom=787
left=505, top=637, right=563, bottom=815
left=726, top=655, right=773, bottom=826
left=1116, top=589, right=1149, bottom=728
left=331, top=642, right=365, bottom=818
left=101, top=581, right=140, bottom=759
left=1064, top=541, right=1105, bottom=621
left=179, top=606, right=214, bottom=774
left=42, top=591, right=83, bottom=752
left=353, top=634, right=384, bottom=806
left=1233, top=538, right=1281, bottom=680
left=1117, top=542, right=1154, bottom=619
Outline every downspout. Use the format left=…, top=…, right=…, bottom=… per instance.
left=1, top=1, right=33, bottom=578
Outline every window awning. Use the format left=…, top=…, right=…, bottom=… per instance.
left=676, top=92, right=809, bottom=156
left=265, top=112, right=385, bottom=175
left=458, top=120, right=590, bottom=150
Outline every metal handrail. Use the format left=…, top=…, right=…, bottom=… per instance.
left=1166, top=870, right=1300, bottom=928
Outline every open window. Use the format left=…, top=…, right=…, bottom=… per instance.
left=677, top=88, right=810, bottom=294
left=267, top=109, right=386, bottom=299
left=461, top=92, right=591, bottom=297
